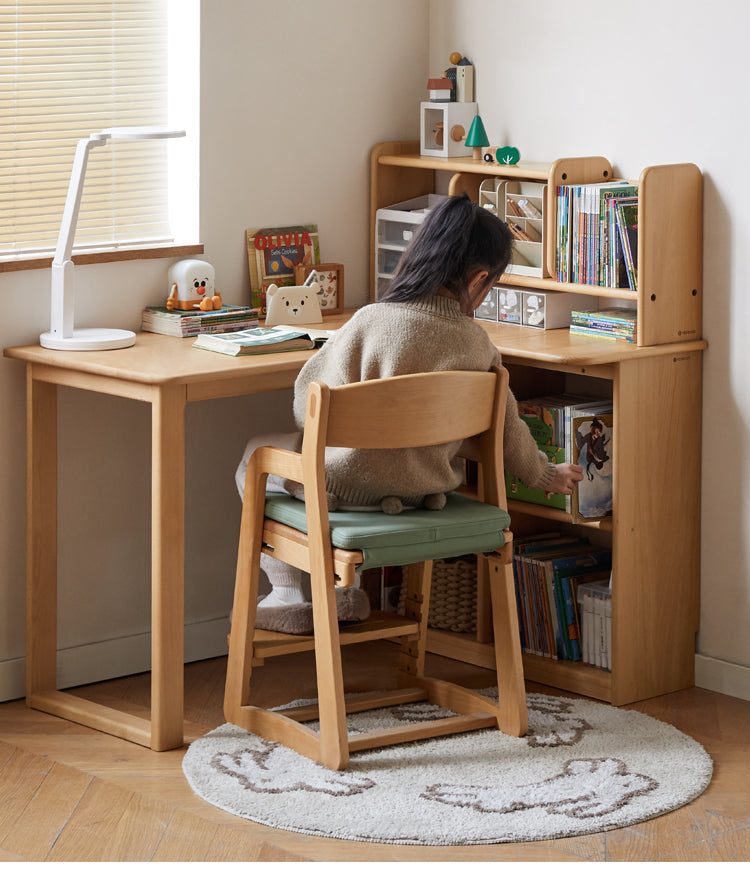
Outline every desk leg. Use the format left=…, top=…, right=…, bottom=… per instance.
left=150, top=385, right=186, bottom=750
left=26, top=374, right=58, bottom=698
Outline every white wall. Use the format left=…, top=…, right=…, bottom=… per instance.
left=2, top=0, right=747, bottom=703
left=0, top=0, right=428, bottom=699
left=429, top=0, right=750, bottom=697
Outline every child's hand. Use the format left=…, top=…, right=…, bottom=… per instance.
left=545, top=463, right=584, bottom=496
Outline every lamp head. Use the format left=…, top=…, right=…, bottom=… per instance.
left=96, top=126, right=186, bottom=141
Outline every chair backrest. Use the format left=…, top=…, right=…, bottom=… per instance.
left=301, top=366, right=510, bottom=508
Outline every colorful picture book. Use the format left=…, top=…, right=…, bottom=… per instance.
left=572, top=409, right=614, bottom=521
left=570, top=306, right=637, bottom=343
left=192, top=324, right=332, bottom=356
left=141, top=304, right=259, bottom=338
left=512, top=533, right=612, bottom=661
left=505, top=395, right=614, bottom=518
left=246, top=224, right=321, bottom=314
left=556, top=181, right=638, bottom=288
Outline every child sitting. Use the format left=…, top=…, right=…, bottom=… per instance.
left=236, top=195, right=583, bottom=632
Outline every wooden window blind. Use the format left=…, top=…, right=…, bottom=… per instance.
left=0, top=0, right=175, bottom=258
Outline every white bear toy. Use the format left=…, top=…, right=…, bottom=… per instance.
left=265, top=280, right=323, bottom=326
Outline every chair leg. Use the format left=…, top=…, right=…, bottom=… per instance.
left=487, top=538, right=528, bottom=736
left=397, top=561, right=433, bottom=680
left=309, top=552, right=350, bottom=770
left=224, top=467, right=266, bottom=724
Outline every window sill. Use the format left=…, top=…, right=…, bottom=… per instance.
left=0, top=243, right=205, bottom=274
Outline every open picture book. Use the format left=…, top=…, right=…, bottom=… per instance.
left=192, top=325, right=334, bottom=356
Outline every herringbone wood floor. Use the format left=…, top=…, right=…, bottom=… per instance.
left=1, top=644, right=749, bottom=862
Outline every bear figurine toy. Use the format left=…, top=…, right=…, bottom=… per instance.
left=264, top=280, right=323, bottom=326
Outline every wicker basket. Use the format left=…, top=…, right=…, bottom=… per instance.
left=399, top=556, right=478, bottom=633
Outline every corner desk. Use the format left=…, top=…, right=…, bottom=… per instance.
left=5, top=310, right=705, bottom=749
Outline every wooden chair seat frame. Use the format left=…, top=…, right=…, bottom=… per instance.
left=224, top=367, right=528, bottom=770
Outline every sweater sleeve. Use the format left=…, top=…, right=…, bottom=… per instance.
left=502, top=383, right=556, bottom=490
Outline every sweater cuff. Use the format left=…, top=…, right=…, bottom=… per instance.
left=532, top=457, right=557, bottom=491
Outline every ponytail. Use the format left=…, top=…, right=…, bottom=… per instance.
left=380, top=195, right=513, bottom=313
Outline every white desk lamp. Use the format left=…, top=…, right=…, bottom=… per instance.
left=40, top=126, right=186, bottom=351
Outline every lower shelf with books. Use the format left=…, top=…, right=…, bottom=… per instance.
left=424, top=629, right=613, bottom=704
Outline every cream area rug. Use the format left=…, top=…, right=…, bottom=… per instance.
left=182, top=691, right=712, bottom=845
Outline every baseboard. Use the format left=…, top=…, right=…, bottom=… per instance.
left=694, top=653, right=750, bottom=703
left=3, top=640, right=748, bottom=706
left=0, top=616, right=231, bottom=703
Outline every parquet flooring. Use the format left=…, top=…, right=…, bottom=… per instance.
left=0, top=644, right=749, bottom=862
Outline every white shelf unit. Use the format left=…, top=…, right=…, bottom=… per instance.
left=374, top=194, right=448, bottom=300
left=480, top=178, right=547, bottom=278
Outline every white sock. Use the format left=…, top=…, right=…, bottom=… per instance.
left=258, top=553, right=307, bottom=607
left=258, top=585, right=307, bottom=608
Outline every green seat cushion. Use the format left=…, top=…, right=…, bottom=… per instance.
left=264, top=491, right=511, bottom=571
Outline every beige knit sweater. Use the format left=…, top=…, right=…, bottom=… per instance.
left=293, top=294, right=555, bottom=507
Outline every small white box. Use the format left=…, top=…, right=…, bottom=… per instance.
left=519, top=289, right=592, bottom=329
left=474, top=288, right=498, bottom=322
left=420, top=101, right=478, bottom=158
left=497, top=286, right=522, bottom=324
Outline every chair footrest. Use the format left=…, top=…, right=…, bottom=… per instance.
left=253, top=610, right=420, bottom=659
left=278, top=687, right=429, bottom=722
left=347, top=712, right=498, bottom=753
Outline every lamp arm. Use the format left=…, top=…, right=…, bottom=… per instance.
left=53, top=133, right=108, bottom=266
left=49, top=134, right=109, bottom=338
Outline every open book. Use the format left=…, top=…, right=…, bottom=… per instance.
left=192, top=324, right=334, bottom=356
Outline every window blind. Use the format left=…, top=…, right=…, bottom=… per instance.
left=0, top=0, right=173, bottom=257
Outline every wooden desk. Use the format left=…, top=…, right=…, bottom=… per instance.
left=5, top=310, right=707, bottom=745
left=4, top=313, right=352, bottom=750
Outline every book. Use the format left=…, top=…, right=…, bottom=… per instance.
left=555, top=181, right=638, bottom=287
left=606, top=195, right=638, bottom=287
left=246, top=224, right=321, bottom=314
left=506, top=443, right=567, bottom=511
left=576, top=575, right=612, bottom=669
left=615, top=201, right=639, bottom=290
left=572, top=411, right=614, bottom=521
left=192, top=324, right=333, bottom=356
left=598, top=185, right=638, bottom=286
left=141, top=304, right=260, bottom=338
left=570, top=307, right=637, bottom=343
left=512, top=536, right=612, bottom=659
left=571, top=306, right=637, bottom=330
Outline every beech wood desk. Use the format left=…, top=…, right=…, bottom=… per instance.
left=5, top=312, right=352, bottom=751
left=6, top=312, right=706, bottom=748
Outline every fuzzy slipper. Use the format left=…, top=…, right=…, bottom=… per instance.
left=253, top=587, right=371, bottom=635
left=335, top=586, right=371, bottom=624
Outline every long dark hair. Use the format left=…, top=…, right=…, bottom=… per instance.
left=379, top=194, right=513, bottom=314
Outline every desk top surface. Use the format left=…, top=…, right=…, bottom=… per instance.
left=5, top=308, right=706, bottom=387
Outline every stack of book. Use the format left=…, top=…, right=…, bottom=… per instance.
left=577, top=575, right=612, bottom=670
left=570, top=307, right=637, bottom=342
left=141, top=304, right=260, bottom=338
left=555, top=181, right=638, bottom=289
left=513, top=533, right=612, bottom=662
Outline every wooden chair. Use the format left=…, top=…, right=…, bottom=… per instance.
left=224, top=366, right=528, bottom=771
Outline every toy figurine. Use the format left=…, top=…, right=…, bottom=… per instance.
left=167, top=259, right=222, bottom=311
left=265, top=272, right=323, bottom=325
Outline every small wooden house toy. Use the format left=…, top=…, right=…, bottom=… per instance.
left=427, top=77, right=452, bottom=102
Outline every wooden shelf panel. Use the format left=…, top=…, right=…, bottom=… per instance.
left=371, top=140, right=703, bottom=708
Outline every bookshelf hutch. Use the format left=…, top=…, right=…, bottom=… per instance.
left=370, top=140, right=705, bottom=706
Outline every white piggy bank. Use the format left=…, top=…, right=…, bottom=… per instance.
left=167, top=259, right=223, bottom=312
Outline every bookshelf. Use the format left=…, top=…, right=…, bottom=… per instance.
left=370, top=140, right=705, bottom=706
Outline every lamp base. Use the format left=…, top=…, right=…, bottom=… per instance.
left=40, top=328, right=136, bottom=351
